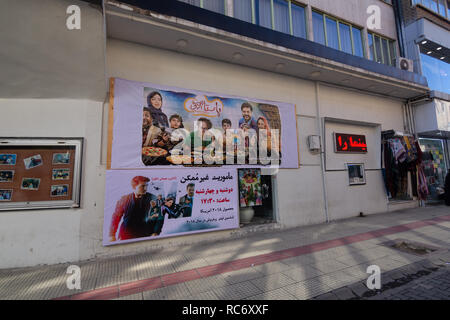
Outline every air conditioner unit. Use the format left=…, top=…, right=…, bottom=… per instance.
left=396, top=57, right=414, bottom=72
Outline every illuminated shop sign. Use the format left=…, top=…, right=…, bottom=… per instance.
left=334, top=133, right=367, bottom=153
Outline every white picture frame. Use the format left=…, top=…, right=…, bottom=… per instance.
left=347, top=163, right=366, bottom=185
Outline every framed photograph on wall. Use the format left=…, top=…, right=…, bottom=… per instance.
left=347, top=163, right=366, bottom=185
left=0, top=137, right=83, bottom=211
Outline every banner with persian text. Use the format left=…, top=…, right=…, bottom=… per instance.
left=103, top=168, right=239, bottom=246
left=110, top=78, right=299, bottom=169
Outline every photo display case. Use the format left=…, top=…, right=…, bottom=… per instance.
left=0, top=138, right=83, bottom=211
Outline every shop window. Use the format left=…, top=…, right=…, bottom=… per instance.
left=238, top=169, right=275, bottom=225
left=418, top=138, right=448, bottom=201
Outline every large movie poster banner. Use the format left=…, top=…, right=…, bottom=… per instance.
left=103, top=168, right=239, bottom=246
left=110, top=78, right=299, bottom=169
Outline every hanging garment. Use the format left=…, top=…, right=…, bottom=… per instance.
left=384, top=142, right=400, bottom=198
left=445, top=170, right=450, bottom=206
left=403, top=136, right=417, bottom=163
left=390, top=138, right=407, bottom=163
left=417, top=164, right=429, bottom=201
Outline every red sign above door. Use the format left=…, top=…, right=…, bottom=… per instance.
left=334, top=133, right=367, bottom=153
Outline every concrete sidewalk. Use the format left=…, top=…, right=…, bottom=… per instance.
left=1, top=205, right=449, bottom=300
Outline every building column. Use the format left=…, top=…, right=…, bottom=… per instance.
left=363, top=27, right=370, bottom=60
left=306, top=4, right=313, bottom=41
left=226, top=0, right=233, bottom=17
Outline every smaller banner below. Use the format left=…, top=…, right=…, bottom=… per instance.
left=103, top=168, right=239, bottom=246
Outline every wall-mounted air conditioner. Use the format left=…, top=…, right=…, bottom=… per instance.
left=396, top=57, right=414, bottom=72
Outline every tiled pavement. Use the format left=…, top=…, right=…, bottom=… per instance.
left=0, top=205, right=449, bottom=300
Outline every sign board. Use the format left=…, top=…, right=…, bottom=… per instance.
left=334, top=133, right=368, bottom=153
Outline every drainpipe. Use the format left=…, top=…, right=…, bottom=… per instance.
left=315, top=82, right=329, bottom=223
left=392, top=0, right=406, bottom=57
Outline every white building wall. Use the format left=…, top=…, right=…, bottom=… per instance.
left=0, top=35, right=410, bottom=268
left=0, top=99, right=104, bottom=268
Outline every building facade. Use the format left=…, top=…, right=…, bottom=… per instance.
left=394, top=0, right=450, bottom=202
left=0, top=0, right=431, bottom=268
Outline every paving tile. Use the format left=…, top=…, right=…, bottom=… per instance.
left=332, top=287, right=357, bottom=300
left=315, top=271, right=359, bottom=290
left=95, top=276, right=119, bottom=289
left=250, top=273, right=297, bottom=291
left=245, top=288, right=297, bottom=300
left=283, top=278, right=332, bottom=300
left=250, top=261, right=293, bottom=275
left=184, top=274, right=229, bottom=294
left=221, top=268, right=265, bottom=285
left=172, top=258, right=210, bottom=272
left=114, top=293, right=143, bottom=300
left=313, top=292, right=339, bottom=300
left=282, top=266, right=323, bottom=282
left=142, top=283, right=191, bottom=300
left=189, top=290, right=220, bottom=300
left=213, top=281, right=262, bottom=300
left=279, top=255, right=317, bottom=267
left=347, top=282, right=370, bottom=297
left=308, top=259, right=350, bottom=274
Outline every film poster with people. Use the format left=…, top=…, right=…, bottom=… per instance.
left=110, top=78, right=299, bottom=169
left=103, top=168, right=239, bottom=246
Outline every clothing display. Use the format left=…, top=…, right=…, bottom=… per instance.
left=382, top=133, right=425, bottom=201
left=445, top=170, right=450, bottom=206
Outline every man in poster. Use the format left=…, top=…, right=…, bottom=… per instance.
left=109, top=176, right=154, bottom=241
left=178, top=183, right=195, bottom=218
left=238, top=102, right=257, bottom=131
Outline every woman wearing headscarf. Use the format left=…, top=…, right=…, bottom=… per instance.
left=146, top=91, right=169, bottom=128
left=256, top=116, right=272, bottom=154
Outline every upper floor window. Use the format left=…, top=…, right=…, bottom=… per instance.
left=233, top=0, right=307, bottom=39
left=412, top=0, right=449, bottom=19
left=178, top=0, right=226, bottom=14
left=312, top=10, right=365, bottom=58
left=420, top=53, right=450, bottom=94
left=368, top=32, right=396, bottom=66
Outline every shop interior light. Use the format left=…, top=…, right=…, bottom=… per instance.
left=421, top=40, right=427, bottom=44
left=436, top=47, right=442, bottom=50
left=440, top=57, right=445, bottom=60
left=427, top=51, right=432, bottom=54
